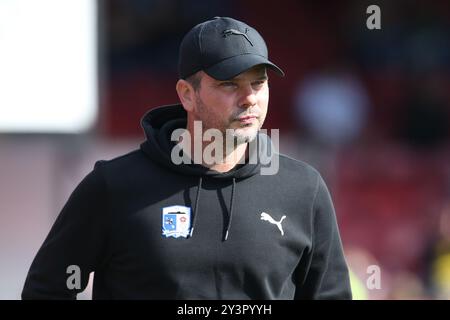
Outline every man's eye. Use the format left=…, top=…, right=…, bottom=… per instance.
left=252, top=81, right=266, bottom=89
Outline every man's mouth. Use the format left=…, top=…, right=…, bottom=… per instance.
left=236, top=115, right=258, bottom=124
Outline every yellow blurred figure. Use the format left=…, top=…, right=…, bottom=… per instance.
left=349, top=269, right=368, bottom=300
left=432, top=251, right=450, bottom=299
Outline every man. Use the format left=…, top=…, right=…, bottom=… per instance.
left=22, top=17, right=352, bottom=299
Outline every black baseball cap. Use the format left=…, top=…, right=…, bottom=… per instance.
left=178, top=17, right=285, bottom=81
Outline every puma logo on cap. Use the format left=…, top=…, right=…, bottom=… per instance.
left=222, top=28, right=254, bottom=46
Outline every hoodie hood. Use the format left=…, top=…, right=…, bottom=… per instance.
left=140, top=103, right=272, bottom=180
left=139, top=103, right=275, bottom=240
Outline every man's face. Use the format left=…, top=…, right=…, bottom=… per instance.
left=191, top=65, right=269, bottom=144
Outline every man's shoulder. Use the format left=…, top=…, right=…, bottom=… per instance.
left=278, top=153, right=321, bottom=178
left=93, top=148, right=149, bottom=173
left=268, top=153, right=323, bottom=190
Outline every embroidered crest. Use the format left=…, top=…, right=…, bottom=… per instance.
left=162, top=205, right=191, bottom=238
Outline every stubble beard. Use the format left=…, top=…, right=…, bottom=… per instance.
left=195, top=95, right=261, bottom=148
left=228, top=123, right=259, bottom=146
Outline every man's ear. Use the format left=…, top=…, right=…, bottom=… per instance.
left=176, top=79, right=196, bottom=112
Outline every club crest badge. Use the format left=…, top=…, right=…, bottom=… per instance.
left=162, top=205, right=191, bottom=238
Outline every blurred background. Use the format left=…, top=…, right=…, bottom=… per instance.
left=1, top=0, right=449, bottom=299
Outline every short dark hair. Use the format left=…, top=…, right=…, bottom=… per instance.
left=186, top=72, right=202, bottom=91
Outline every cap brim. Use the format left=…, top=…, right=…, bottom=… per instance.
left=204, top=54, right=285, bottom=81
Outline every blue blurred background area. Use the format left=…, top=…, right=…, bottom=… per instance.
left=1, top=0, right=449, bottom=299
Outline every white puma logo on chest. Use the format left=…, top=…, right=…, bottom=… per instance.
left=260, top=212, right=286, bottom=236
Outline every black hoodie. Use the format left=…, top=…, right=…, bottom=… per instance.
left=22, top=104, right=352, bottom=300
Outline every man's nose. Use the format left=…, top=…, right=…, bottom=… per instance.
left=239, top=85, right=258, bottom=108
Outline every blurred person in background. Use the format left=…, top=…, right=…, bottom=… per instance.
left=293, top=64, right=370, bottom=176
left=22, top=17, right=351, bottom=300
left=422, top=202, right=450, bottom=299
left=345, top=245, right=390, bottom=300
left=294, top=67, right=370, bottom=148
